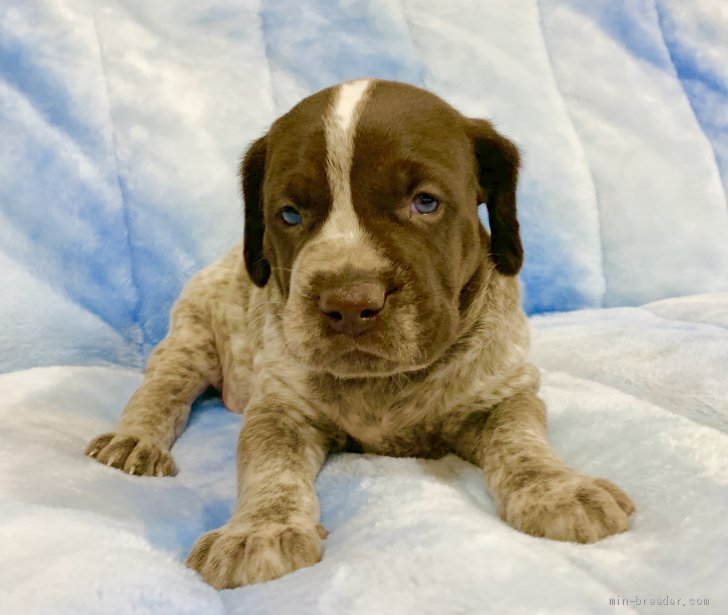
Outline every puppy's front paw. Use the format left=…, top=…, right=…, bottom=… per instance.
left=501, top=473, right=635, bottom=543
left=85, top=432, right=177, bottom=477
left=186, top=522, right=323, bottom=588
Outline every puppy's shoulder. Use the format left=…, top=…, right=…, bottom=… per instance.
left=434, top=273, right=537, bottom=408
left=169, top=243, right=254, bottom=325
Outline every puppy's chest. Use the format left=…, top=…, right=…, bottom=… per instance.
left=318, top=386, right=450, bottom=458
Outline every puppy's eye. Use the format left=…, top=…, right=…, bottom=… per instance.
left=411, top=193, right=440, bottom=215
left=280, top=205, right=303, bottom=226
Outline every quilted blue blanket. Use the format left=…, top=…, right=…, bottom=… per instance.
left=1, top=1, right=726, bottom=613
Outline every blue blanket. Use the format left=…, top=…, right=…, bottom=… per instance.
left=1, top=1, right=727, bottom=613
left=2, top=0, right=727, bottom=372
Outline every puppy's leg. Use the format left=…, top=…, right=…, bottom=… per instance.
left=448, top=392, right=635, bottom=543
left=187, top=405, right=336, bottom=588
left=86, top=306, right=217, bottom=477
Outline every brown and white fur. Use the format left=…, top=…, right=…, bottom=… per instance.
left=86, top=79, right=634, bottom=589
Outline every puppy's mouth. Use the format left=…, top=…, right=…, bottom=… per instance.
left=316, top=352, right=415, bottom=378
left=281, top=285, right=454, bottom=377
left=280, top=327, right=401, bottom=375
left=332, top=334, right=396, bottom=357
left=322, top=334, right=406, bottom=365
left=295, top=332, right=445, bottom=378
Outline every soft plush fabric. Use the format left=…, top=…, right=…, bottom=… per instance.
left=1, top=1, right=726, bottom=613
left=2, top=0, right=728, bottom=371
left=1, top=298, right=727, bottom=614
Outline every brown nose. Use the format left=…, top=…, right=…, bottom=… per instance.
left=319, top=281, right=387, bottom=337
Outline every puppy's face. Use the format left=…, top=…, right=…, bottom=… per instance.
left=242, top=79, right=522, bottom=378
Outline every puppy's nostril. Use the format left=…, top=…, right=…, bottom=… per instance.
left=318, top=281, right=388, bottom=336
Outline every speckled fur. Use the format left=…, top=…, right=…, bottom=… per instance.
left=86, top=79, right=634, bottom=589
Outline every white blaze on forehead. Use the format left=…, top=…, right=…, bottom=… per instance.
left=321, top=79, right=372, bottom=246
left=290, top=78, right=389, bottom=290
left=332, top=79, right=370, bottom=133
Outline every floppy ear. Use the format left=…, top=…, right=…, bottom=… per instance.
left=240, top=135, right=271, bottom=287
left=468, top=119, right=523, bottom=276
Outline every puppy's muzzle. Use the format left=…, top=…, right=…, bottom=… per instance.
left=319, top=281, right=387, bottom=337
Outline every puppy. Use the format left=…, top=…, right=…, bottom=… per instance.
left=86, top=79, right=634, bottom=589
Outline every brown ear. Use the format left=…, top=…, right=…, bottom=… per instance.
left=240, top=135, right=271, bottom=287
left=468, top=119, right=523, bottom=276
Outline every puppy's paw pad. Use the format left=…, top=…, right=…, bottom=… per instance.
left=503, top=474, right=634, bottom=543
left=187, top=523, right=322, bottom=589
left=85, top=432, right=177, bottom=477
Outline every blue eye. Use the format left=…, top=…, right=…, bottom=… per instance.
left=280, top=205, right=302, bottom=226
left=412, top=193, right=440, bottom=215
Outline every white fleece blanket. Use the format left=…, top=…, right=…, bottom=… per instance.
left=1, top=295, right=726, bottom=615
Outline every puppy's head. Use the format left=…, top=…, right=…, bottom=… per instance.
left=242, top=79, right=522, bottom=378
